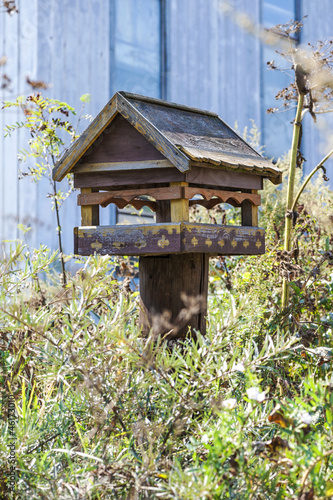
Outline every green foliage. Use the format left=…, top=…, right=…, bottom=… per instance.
left=3, top=92, right=91, bottom=285
left=3, top=93, right=78, bottom=198
left=1, top=165, right=333, bottom=498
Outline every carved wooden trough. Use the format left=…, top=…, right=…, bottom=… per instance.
left=53, top=91, right=281, bottom=338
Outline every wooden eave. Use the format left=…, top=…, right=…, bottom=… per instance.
left=52, top=91, right=282, bottom=184
left=180, top=146, right=282, bottom=185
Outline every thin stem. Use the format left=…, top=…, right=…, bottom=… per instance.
left=53, top=180, right=67, bottom=286
left=281, top=93, right=304, bottom=313
left=49, top=141, right=67, bottom=287
left=291, top=148, right=333, bottom=212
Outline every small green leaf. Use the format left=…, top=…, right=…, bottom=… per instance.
left=80, top=93, right=91, bottom=103
left=17, top=224, right=32, bottom=234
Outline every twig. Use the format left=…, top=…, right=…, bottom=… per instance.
left=299, top=448, right=333, bottom=495
left=291, top=148, right=333, bottom=212
left=0, top=306, right=59, bottom=348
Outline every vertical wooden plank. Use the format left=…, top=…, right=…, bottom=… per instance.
left=17, top=0, right=39, bottom=249
left=155, top=200, right=171, bottom=223
left=2, top=7, right=20, bottom=243
left=241, top=203, right=259, bottom=227
left=85, top=0, right=111, bottom=233
left=139, top=253, right=209, bottom=338
left=167, top=0, right=262, bottom=133
left=208, top=0, right=219, bottom=112
left=34, top=0, right=58, bottom=251
left=170, top=181, right=189, bottom=222
left=57, top=0, right=79, bottom=254
left=300, top=0, right=333, bottom=183
left=80, top=188, right=100, bottom=226
left=0, top=8, right=6, bottom=245
left=92, top=0, right=110, bottom=111
left=108, top=0, right=117, bottom=226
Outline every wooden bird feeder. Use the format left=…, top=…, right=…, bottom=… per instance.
left=53, top=92, right=281, bottom=338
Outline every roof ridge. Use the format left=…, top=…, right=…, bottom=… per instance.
left=119, top=91, right=219, bottom=117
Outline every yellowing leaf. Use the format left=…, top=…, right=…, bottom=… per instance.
left=268, top=405, right=291, bottom=428
left=326, top=481, right=333, bottom=496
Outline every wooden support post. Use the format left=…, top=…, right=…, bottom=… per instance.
left=80, top=188, right=100, bottom=226
left=170, top=182, right=189, bottom=222
left=139, top=253, right=209, bottom=339
left=139, top=187, right=209, bottom=339
left=241, top=190, right=258, bottom=226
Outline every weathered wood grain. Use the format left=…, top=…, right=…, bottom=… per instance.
left=128, top=97, right=258, bottom=158
left=170, top=182, right=189, bottom=222
left=73, top=168, right=185, bottom=189
left=79, top=114, right=165, bottom=164
left=73, top=159, right=173, bottom=174
left=116, top=92, right=191, bottom=172
left=123, top=92, right=280, bottom=184
left=77, top=185, right=261, bottom=216
left=184, top=187, right=261, bottom=206
left=74, top=223, right=182, bottom=255
left=139, top=253, right=209, bottom=338
left=77, top=186, right=183, bottom=207
left=181, top=145, right=281, bottom=184
left=74, top=222, right=265, bottom=256
left=54, top=90, right=280, bottom=185
left=2, top=10, right=20, bottom=242
left=120, top=91, right=218, bottom=117
left=155, top=200, right=171, bottom=223
left=98, top=198, right=157, bottom=211
left=80, top=188, right=100, bottom=226
left=181, top=223, right=264, bottom=254
left=186, top=167, right=263, bottom=190
left=73, top=166, right=265, bottom=192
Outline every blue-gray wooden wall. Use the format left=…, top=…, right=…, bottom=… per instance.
left=300, top=0, right=333, bottom=178
left=1, top=0, right=332, bottom=254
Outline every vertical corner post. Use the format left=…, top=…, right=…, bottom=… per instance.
left=241, top=190, right=259, bottom=227
left=170, top=181, right=189, bottom=222
left=80, top=188, right=100, bottom=226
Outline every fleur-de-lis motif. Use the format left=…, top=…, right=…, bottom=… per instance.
left=158, top=235, right=169, bottom=249
left=243, top=241, right=249, bottom=248
left=231, top=239, right=237, bottom=248
left=191, top=237, right=198, bottom=247
left=113, top=241, right=124, bottom=249
left=205, top=239, right=212, bottom=247
left=255, top=240, right=262, bottom=249
left=218, top=239, right=225, bottom=248
left=91, top=240, right=102, bottom=250
left=135, top=240, right=147, bottom=249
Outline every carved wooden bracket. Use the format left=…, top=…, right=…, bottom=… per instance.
left=78, top=186, right=261, bottom=213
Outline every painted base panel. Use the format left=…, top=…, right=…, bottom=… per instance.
left=74, top=223, right=265, bottom=256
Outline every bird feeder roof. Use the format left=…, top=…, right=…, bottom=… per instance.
left=52, top=91, right=282, bottom=184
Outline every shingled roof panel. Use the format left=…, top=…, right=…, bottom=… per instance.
left=126, top=96, right=261, bottom=157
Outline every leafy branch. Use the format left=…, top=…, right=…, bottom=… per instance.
left=3, top=92, right=90, bottom=285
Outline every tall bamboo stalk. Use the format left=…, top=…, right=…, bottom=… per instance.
left=281, top=93, right=304, bottom=311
